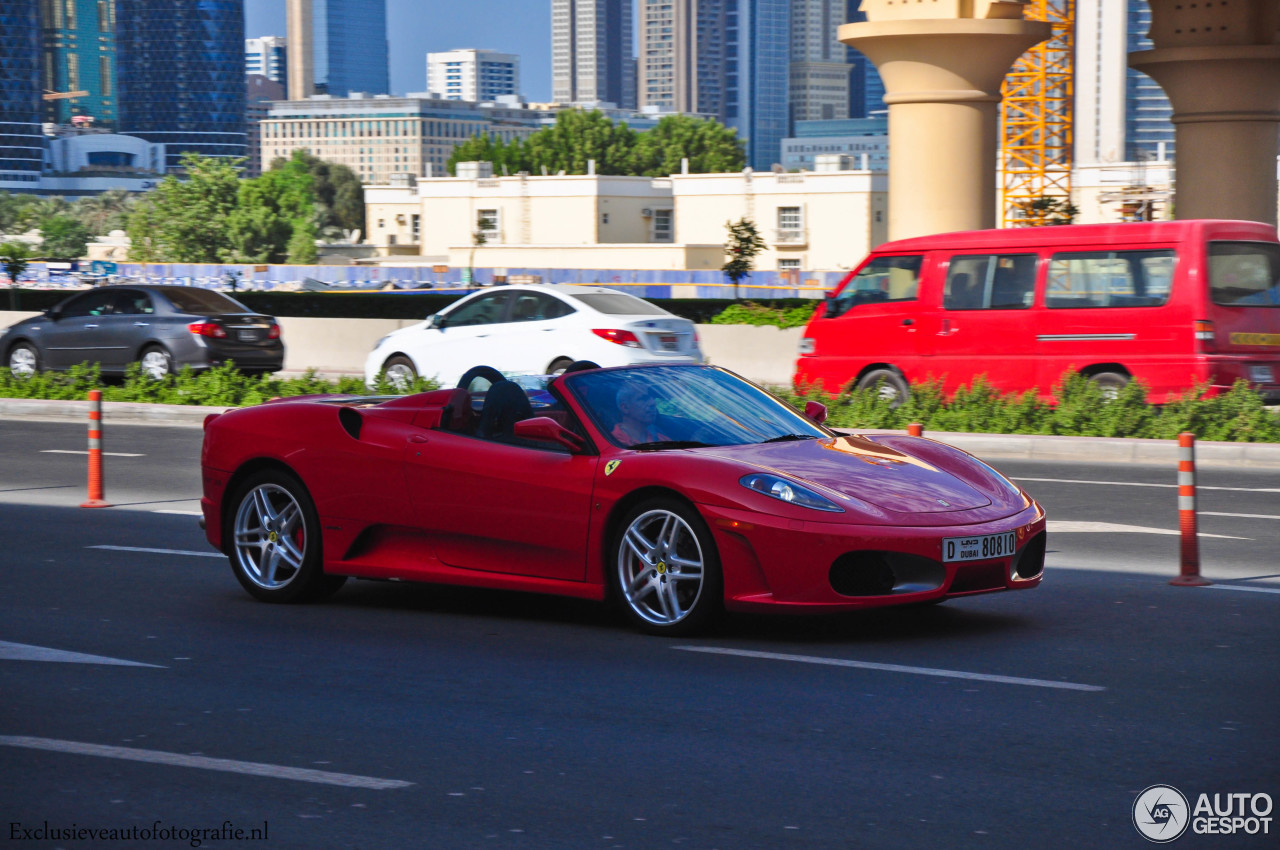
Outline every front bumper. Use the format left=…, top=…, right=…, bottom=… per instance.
left=699, top=501, right=1046, bottom=613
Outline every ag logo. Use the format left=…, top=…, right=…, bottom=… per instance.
left=1134, top=785, right=1190, bottom=843
left=605, top=460, right=621, bottom=476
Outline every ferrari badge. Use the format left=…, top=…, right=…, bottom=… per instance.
left=605, top=460, right=621, bottom=476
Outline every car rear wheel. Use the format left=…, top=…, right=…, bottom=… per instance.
left=381, top=355, right=417, bottom=391
left=547, top=357, right=574, bottom=376
left=8, top=343, right=38, bottom=378
left=139, top=345, right=173, bottom=380
left=856, top=368, right=910, bottom=407
left=1088, top=370, right=1130, bottom=400
left=227, top=469, right=345, bottom=603
left=611, top=498, right=722, bottom=635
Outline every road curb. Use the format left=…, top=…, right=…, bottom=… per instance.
left=3, top=397, right=1278, bottom=468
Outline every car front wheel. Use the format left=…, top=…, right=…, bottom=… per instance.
left=8, top=343, right=38, bottom=378
left=611, top=498, right=722, bottom=635
left=139, top=345, right=173, bottom=380
left=381, top=355, right=418, bottom=391
left=227, top=469, right=345, bottom=603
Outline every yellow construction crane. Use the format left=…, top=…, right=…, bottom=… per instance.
left=1000, top=0, right=1074, bottom=227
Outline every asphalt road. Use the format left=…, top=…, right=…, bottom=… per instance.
left=1, top=420, right=1277, bottom=849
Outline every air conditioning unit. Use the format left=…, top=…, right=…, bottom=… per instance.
left=641, top=208, right=653, bottom=217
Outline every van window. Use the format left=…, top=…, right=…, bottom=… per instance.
left=944, top=253, right=1037, bottom=310
left=826, top=254, right=923, bottom=318
left=1046, top=250, right=1175, bottom=308
left=1209, top=242, right=1280, bottom=307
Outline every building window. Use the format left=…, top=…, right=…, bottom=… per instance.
left=652, top=209, right=673, bottom=243
left=778, top=259, right=801, bottom=271
left=477, top=208, right=500, bottom=242
left=777, top=206, right=803, bottom=240
left=411, top=214, right=420, bottom=241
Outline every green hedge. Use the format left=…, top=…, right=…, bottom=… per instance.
left=3, top=288, right=817, bottom=324
left=779, top=372, right=1280, bottom=442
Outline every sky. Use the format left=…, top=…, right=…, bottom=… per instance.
left=244, top=0, right=553, bottom=100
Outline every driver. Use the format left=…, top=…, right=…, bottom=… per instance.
left=612, top=383, right=670, bottom=446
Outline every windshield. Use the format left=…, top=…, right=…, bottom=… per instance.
left=564, top=365, right=828, bottom=449
left=1209, top=242, right=1280, bottom=307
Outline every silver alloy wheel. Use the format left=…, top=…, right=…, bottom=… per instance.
left=384, top=362, right=415, bottom=391
left=617, top=508, right=705, bottom=626
left=232, top=483, right=308, bottom=590
left=9, top=346, right=36, bottom=378
left=140, top=349, right=170, bottom=380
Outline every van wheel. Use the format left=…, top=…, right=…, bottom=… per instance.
left=1088, top=371, right=1129, bottom=400
left=856, top=369, right=910, bottom=407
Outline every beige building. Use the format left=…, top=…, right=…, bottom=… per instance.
left=365, top=162, right=887, bottom=273
left=259, top=95, right=539, bottom=186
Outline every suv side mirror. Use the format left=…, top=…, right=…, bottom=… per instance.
left=804, top=401, right=828, bottom=425
left=513, top=416, right=585, bottom=451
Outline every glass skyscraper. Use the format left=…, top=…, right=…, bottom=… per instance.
left=728, top=0, right=791, bottom=172
left=0, top=0, right=44, bottom=190
left=1125, top=0, right=1175, bottom=160
left=314, top=0, right=389, bottom=96
left=115, top=0, right=246, bottom=171
left=41, top=0, right=117, bottom=128
left=845, top=1, right=885, bottom=119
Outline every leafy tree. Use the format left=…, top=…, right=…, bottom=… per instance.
left=38, top=215, right=92, bottom=258
left=70, top=189, right=136, bottom=234
left=127, top=152, right=243, bottom=262
left=722, top=217, right=767, bottom=299
left=0, top=193, right=42, bottom=234
left=1015, top=195, right=1079, bottom=226
left=270, top=150, right=365, bottom=237
left=14, top=197, right=70, bottom=231
left=0, top=240, right=36, bottom=310
left=227, top=155, right=316, bottom=263
left=630, top=115, right=745, bottom=176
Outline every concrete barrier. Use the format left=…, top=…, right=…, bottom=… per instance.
left=0, top=310, right=804, bottom=386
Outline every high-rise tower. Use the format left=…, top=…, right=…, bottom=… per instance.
left=0, top=0, right=43, bottom=191
left=790, top=0, right=851, bottom=123
left=286, top=0, right=388, bottom=99
left=552, top=0, right=636, bottom=107
left=638, top=0, right=725, bottom=115
left=728, top=0, right=791, bottom=171
left=41, top=0, right=117, bottom=128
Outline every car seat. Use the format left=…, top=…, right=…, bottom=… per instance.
left=477, top=379, right=534, bottom=441
left=439, top=388, right=476, bottom=433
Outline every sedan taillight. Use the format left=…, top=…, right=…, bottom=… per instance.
left=267, top=324, right=281, bottom=340
left=188, top=322, right=227, bottom=339
left=592, top=328, right=642, bottom=348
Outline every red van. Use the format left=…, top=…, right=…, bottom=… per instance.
left=794, top=220, right=1280, bottom=403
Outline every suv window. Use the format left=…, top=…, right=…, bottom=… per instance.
left=1046, top=250, right=1175, bottom=308
left=59, top=290, right=118, bottom=318
left=1209, top=242, right=1280, bottom=307
left=944, top=253, right=1037, bottom=310
left=826, top=255, right=923, bottom=319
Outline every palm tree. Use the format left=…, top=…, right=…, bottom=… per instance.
left=0, top=240, right=36, bottom=310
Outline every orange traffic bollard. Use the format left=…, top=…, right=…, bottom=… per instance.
left=80, top=389, right=111, bottom=508
left=907, top=422, right=923, bottom=437
left=1170, top=432, right=1209, bottom=586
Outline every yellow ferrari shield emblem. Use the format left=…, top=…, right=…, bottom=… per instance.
left=605, top=460, right=621, bottom=476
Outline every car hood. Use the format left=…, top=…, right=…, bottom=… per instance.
left=698, top=435, right=992, bottom=514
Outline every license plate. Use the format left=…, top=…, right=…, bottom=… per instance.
left=1249, top=365, right=1275, bottom=383
left=942, top=531, right=1017, bottom=563
left=237, top=330, right=260, bottom=341
left=659, top=334, right=678, bottom=351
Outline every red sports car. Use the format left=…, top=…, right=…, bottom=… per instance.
left=200, top=363, right=1045, bottom=635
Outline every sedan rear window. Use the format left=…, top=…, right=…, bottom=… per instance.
left=1210, top=242, right=1280, bottom=307
left=162, top=288, right=251, bottom=315
left=568, top=292, right=670, bottom=316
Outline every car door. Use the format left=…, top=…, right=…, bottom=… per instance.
left=505, top=290, right=578, bottom=373
left=403, top=429, right=598, bottom=582
left=92, top=289, right=157, bottom=372
left=407, top=290, right=514, bottom=385
left=41, top=289, right=120, bottom=370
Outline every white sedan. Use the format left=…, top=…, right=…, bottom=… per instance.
left=364, top=284, right=704, bottom=388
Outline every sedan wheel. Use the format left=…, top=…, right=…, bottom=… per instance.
left=228, top=470, right=345, bottom=603
left=382, top=355, right=418, bottom=391
left=140, top=346, right=173, bottom=380
left=613, top=498, right=722, bottom=635
left=8, top=343, right=38, bottom=378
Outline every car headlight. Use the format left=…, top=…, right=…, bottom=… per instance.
left=740, top=473, right=844, bottom=513
left=374, top=334, right=391, bottom=349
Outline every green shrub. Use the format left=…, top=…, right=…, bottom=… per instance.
left=708, top=300, right=819, bottom=329
left=0, top=361, right=437, bottom=407
left=776, top=372, right=1280, bottom=442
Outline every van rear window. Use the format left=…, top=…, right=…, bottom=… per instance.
left=1209, top=242, right=1280, bottom=307
left=1046, top=250, right=1175, bottom=309
left=826, top=255, right=923, bottom=318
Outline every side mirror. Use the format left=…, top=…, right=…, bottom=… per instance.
left=45, top=308, right=61, bottom=320
left=824, top=290, right=835, bottom=299
left=513, top=416, right=585, bottom=451
left=428, top=313, right=447, bottom=330
left=804, top=400, right=828, bottom=425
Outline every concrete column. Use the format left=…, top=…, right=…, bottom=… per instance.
left=1129, top=1, right=1280, bottom=227
left=839, top=8, right=1049, bottom=240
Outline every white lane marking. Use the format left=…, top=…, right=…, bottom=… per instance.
left=1200, top=511, right=1280, bottom=520
left=88, top=545, right=222, bottom=558
left=0, top=641, right=165, bottom=668
left=1205, top=585, right=1280, bottom=596
left=0, top=736, right=413, bottom=790
left=152, top=510, right=204, bottom=516
left=40, top=450, right=144, bottom=457
left=673, top=646, right=1105, bottom=692
left=1015, top=476, right=1280, bottom=494
left=1046, top=521, right=1248, bottom=540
